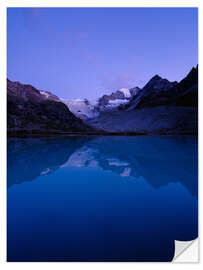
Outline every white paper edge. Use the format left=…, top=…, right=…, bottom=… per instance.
left=173, top=238, right=199, bottom=262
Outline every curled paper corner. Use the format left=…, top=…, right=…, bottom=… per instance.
left=173, top=238, right=199, bottom=263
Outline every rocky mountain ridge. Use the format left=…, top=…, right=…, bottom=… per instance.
left=86, top=66, right=198, bottom=135
left=7, top=79, right=92, bottom=134
left=7, top=66, right=198, bottom=135
left=122, top=66, right=197, bottom=111
left=61, top=86, right=140, bottom=120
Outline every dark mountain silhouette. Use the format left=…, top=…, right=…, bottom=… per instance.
left=86, top=66, right=198, bottom=135
left=7, top=66, right=198, bottom=135
left=123, top=66, right=197, bottom=110
left=7, top=79, right=93, bottom=134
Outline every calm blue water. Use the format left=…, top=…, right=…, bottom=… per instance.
left=7, top=136, right=198, bottom=262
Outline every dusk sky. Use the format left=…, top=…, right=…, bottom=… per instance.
left=7, top=8, right=198, bottom=99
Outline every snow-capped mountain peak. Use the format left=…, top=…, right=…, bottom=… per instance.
left=60, top=86, right=140, bottom=120
left=118, top=88, right=131, bottom=98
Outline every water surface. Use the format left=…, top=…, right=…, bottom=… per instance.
left=7, top=136, right=198, bottom=262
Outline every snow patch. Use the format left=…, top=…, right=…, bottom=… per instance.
left=108, top=99, right=129, bottom=105
left=120, top=167, right=131, bottom=177
left=40, top=91, right=50, bottom=99
left=60, top=98, right=99, bottom=119
left=40, top=168, right=51, bottom=175
left=119, top=88, right=131, bottom=98
left=107, top=158, right=129, bottom=167
left=60, top=87, right=133, bottom=119
left=61, top=147, right=98, bottom=168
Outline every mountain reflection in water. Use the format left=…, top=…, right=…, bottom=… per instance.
left=7, top=136, right=198, bottom=262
